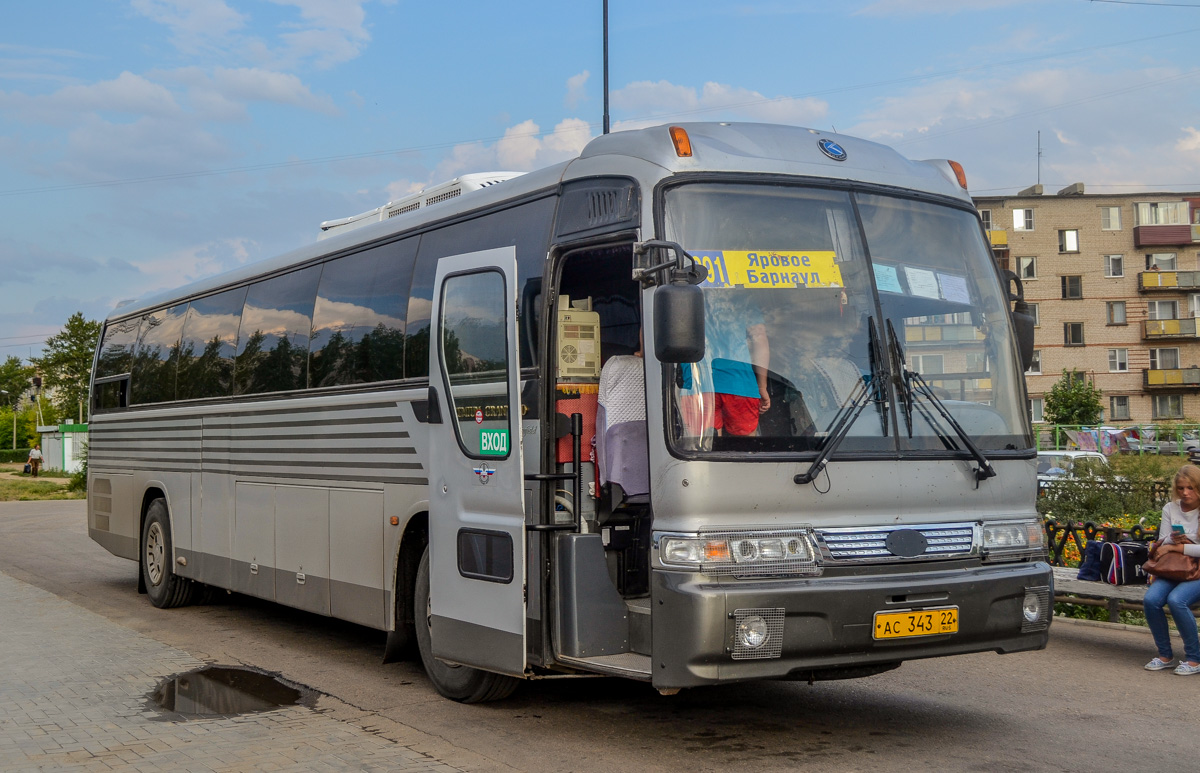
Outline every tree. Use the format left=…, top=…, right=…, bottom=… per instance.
left=1044, top=368, right=1104, bottom=426
left=32, top=312, right=102, bottom=419
left=0, top=355, right=33, bottom=405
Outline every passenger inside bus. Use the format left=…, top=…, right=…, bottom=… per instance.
left=597, top=327, right=648, bottom=504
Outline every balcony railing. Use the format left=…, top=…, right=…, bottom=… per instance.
left=987, top=230, right=1008, bottom=247
left=1134, top=224, right=1194, bottom=248
left=1144, top=317, right=1199, bottom=339
left=904, top=324, right=982, bottom=343
left=1144, top=367, right=1200, bottom=388
left=1139, top=270, right=1200, bottom=290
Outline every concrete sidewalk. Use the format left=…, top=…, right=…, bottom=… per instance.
left=0, top=569, right=460, bottom=772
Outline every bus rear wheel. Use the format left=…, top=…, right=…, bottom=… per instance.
left=141, top=498, right=195, bottom=609
left=414, top=547, right=518, bottom=703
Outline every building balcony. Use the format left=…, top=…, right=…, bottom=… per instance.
left=904, top=324, right=982, bottom=344
left=987, top=230, right=1008, bottom=247
left=1144, top=318, right=1199, bottom=339
left=1144, top=367, right=1200, bottom=388
left=1139, top=270, right=1200, bottom=291
left=1134, top=224, right=1194, bottom=248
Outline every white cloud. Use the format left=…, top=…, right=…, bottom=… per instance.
left=1179, top=127, right=1200, bottom=154
left=166, top=66, right=339, bottom=118
left=611, top=80, right=828, bottom=127
left=0, top=72, right=180, bottom=125
left=130, top=0, right=248, bottom=53
left=566, top=70, right=589, bottom=110
left=428, top=118, right=595, bottom=182
left=266, top=0, right=372, bottom=69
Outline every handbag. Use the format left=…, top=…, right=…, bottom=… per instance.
left=1142, top=536, right=1200, bottom=582
left=23, top=463, right=30, bottom=474
left=1100, top=541, right=1149, bottom=585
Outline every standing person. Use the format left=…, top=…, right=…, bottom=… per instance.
left=26, top=444, right=43, bottom=478
left=1143, top=463, right=1200, bottom=675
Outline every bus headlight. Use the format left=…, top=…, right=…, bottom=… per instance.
left=982, top=519, right=1046, bottom=562
left=658, top=530, right=820, bottom=576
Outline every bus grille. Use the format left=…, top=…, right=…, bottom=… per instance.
left=815, top=522, right=977, bottom=562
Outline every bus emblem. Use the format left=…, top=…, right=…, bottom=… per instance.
left=818, top=139, right=847, bottom=161
left=473, top=463, right=495, bottom=484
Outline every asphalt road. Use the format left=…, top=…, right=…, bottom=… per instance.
left=2, top=499, right=1197, bottom=773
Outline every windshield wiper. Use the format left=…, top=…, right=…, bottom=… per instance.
left=885, top=321, right=996, bottom=484
left=794, top=317, right=888, bottom=485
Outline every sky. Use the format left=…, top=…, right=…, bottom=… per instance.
left=3, top=0, right=1200, bottom=359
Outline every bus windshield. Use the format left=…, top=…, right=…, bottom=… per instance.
left=661, top=182, right=1031, bottom=456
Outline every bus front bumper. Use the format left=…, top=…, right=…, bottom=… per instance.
left=650, top=561, right=1051, bottom=689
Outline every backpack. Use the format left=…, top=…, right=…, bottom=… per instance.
left=1100, top=541, right=1150, bottom=585
left=1076, top=540, right=1103, bottom=581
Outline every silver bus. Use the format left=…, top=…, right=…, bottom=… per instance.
left=88, top=122, right=1050, bottom=702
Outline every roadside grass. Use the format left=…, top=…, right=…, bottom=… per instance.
left=0, top=464, right=85, bottom=501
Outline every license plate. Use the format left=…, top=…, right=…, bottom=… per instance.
left=873, top=607, right=959, bottom=640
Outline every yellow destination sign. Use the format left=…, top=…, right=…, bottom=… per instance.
left=692, top=250, right=843, bottom=289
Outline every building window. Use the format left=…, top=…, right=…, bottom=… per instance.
left=1110, top=396, right=1131, bottom=421
left=1107, top=301, right=1127, bottom=325
left=1147, top=253, right=1177, bottom=271
left=1101, top=206, right=1122, bottom=230
left=1150, top=347, right=1181, bottom=370
left=1029, top=397, right=1044, bottom=423
left=1029, top=303, right=1040, bottom=326
left=909, top=354, right=944, bottom=374
left=1013, top=208, right=1034, bottom=231
left=1108, top=348, right=1128, bottom=372
left=1058, top=229, right=1080, bottom=253
left=1018, top=256, right=1037, bottom=280
left=1061, top=275, right=1083, bottom=299
left=1027, top=350, right=1042, bottom=374
left=1137, top=201, right=1189, bottom=226
left=1154, top=395, right=1184, bottom=420
left=1105, top=254, right=1124, bottom=277
left=1147, top=300, right=1179, bottom=321
left=1064, top=322, right=1084, bottom=346
left=979, top=209, right=992, bottom=231
left=1190, top=293, right=1200, bottom=318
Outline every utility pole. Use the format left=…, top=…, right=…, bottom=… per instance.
left=1037, top=131, right=1042, bottom=186
left=603, top=0, right=610, bottom=135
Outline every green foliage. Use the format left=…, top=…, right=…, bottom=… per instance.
left=0, top=355, right=33, bottom=404
left=31, top=312, right=101, bottom=418
left=68, top=440, right=88, bottom=492
left=1037, top=459, right=1165, bottom=528
left=0, top=448, right=32, bottom=463
left=1044, top=369, right=1103, bottom=426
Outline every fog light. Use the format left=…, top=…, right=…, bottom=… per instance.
left=737, top=615, right=769, bottom=650
left=1023, top=591, right=1042, bottom=623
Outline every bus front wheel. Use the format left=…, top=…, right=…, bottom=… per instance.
left=414, top=547, right=518, bottom=702
left=141, top=498, right=195, bottom=609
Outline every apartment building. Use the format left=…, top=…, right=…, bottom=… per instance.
left=973, top=185, right=1200, bottom=426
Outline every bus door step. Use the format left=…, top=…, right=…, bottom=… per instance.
left=555, top=652, right=652, bottom=681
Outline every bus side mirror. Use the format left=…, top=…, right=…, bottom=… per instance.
left=1011, top=300, right=1035, bottom=373
left=654, top=282, right=705, bottom=363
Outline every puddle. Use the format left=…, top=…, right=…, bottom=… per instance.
left=149, top=666, right=314, bottom=718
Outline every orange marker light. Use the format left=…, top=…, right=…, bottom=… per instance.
left=948, top=160, right=968, bottom=190
left=390, top=516, right=399, bottom=526
left=669, top=126, right=693, bottom=157
left=704, top=540, right=730, bottom=562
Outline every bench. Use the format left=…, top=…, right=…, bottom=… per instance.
left=1052, top=566, right=1200, bottom=620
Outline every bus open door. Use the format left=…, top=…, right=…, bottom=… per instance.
left=425, top=246, right=527, bottom=697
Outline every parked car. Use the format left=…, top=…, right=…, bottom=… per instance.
left=1036, top=450, right=1109, bottom=492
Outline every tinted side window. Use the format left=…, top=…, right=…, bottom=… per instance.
left=95, top=318, right=142, bottom=379
left=178, top=287, right=247, bottom=400
left=408, top=196, right=555, bottom=376
left=130, top=304, right=188, bottom=405
left=234, top=266, right=321, bottom=395
left=310, top=238, right=416, bottom=388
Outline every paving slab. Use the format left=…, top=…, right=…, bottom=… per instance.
left=0, top=569, right=461, bottom=772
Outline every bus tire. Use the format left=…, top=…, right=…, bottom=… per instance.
left=414, top=547, right=519, bottom=703
left=141, top=498, right=194, bottom=609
